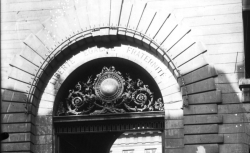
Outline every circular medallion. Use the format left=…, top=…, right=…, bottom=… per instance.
left=100, top=78, right=119, bottom=96
left=94, top=72, right=124, bottom=101
left=135, top=93, right=147, bottom=103
left=132, top=88, right=153, bottom=106
left=72, top=97, right=84, bottom=108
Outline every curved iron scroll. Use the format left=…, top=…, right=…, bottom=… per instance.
left=57, top=66, right=164, bottom=116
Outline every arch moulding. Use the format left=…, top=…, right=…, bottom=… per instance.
left=39, top=44, right=182, bottom=116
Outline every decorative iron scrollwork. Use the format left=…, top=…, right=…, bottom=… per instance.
left=57, top=66, right=164, bottom=116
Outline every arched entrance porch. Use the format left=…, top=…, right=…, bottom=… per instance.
left=3, top=1, right=221, bottom=152
left=51, top=52, right=168, bottom=152
left=49, top=44, right=175, bottom=152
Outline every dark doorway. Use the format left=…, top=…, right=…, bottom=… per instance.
left=54, top=112, right=164, bottom=153
left=58, top=132, right=122, bottom=153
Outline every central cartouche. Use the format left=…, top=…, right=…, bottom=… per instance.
left=100, top=78, right=119, bottom=96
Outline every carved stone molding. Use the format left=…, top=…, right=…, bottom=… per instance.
left=57, top=66, right=164, bottom=116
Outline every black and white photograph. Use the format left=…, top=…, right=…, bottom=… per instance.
left=1, top=0, right=249, bottom=152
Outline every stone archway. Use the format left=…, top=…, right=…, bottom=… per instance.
left=2, top=1, right=222, bottom=152
left=41, top=44, right=177, bottom=152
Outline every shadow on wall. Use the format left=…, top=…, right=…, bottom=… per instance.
left=214, top=61, right=250, bottom=152
left=215, top=63, right=243, bottom=104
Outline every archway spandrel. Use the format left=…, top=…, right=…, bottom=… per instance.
left=41, top=18, right=69, bottom=44
left=9, top=67, right=35, bottom=87
left=127, top=2, right=147, bottom=29
left=160, top=24, right=191, bottom=51
left=153, top=16, right=179, bottom=45
left=144, top=11, right=172, bottom=39
left=20, top=45, right=45, bottom=68
left=24, top=33, right=50, bottom=60
left=10, top=55, right=39, bottom=77
left=136, top=8, right=156, bottom=34
left=168, top=33, right=195, bottom=59
left=35, top=28, right=57, bottom=53
left=50, top=8, right=82, bottom=35
left=176, top=54, right=208, bottom=76
left=172, top=42, right=207, bottom=69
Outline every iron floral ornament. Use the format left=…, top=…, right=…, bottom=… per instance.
left=57, top=66, right=164, bottom=116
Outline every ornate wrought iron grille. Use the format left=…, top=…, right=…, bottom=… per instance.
left=54, top=112, right=165, bottom=134
left=56, top=66, right=164, bottom=116
left=55, top=120, right=164, bottom=134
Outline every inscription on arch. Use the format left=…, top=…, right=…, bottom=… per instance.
left=49, top=45, right=171, bottom=90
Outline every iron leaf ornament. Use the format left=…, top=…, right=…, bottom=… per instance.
left=57, top=66, right=164, bottom=116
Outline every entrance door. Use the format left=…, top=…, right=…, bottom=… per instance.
left=58, top=132, right=122, bottom=153
left=54, top=112, right=164, bottom=153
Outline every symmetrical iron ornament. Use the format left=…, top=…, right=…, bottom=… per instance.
left=55, top=120, right=164, bottom=133
left=57, top=66, right=164, bottom=116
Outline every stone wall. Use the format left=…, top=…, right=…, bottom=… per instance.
left=1, top=0, right=247, bottom=153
